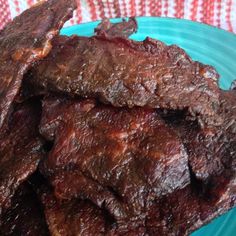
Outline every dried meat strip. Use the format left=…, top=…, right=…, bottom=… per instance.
left=40, top=187, right=106, bottom=236
left=39, top=92, right=236, bottom=234
left=146, top=173, right=236, bottom=236
left=0, top=101, right=43, bottom=212
left=26, top=34, right=221, bottom=127
left=169, top=90, right=236, bottom=182
left=39, top=173, right=236, bottom=236
left=0, top=0, right=76, bottom=128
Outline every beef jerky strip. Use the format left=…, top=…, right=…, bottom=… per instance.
left=0, top=101, right=43, bottom=212
left=39, top=96, right=190, bottom=224
left=37, top=96, right=235, bottom=234
left=41, top=187, right=148, bottom=236
left=18, top=18, right=137, bottom=102
left=0, top=0, right=76, bottom=128
left=95, top=17, right=137, bottom=38
left=146, top=173, right=236, bottom=236
left=26, top=34, right=221, bottom=127
left=0, top=183, right=49, bottom=235
left=40, top=187, right=107, bottom=236
left=193, top=90, right=235, bottom=179
left=164, top=90, right=236, bottom=182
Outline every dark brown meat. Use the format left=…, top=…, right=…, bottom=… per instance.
left=40, top=187, right=107, bottom=236
left=1, top=3, right=235, bottom=234
left=26, top=34, right=221, bottom=127
left=168, top=90, right=236, bottom=182
left=219, top=90, right=236, bottom=168
left=0, top=0, right=76, bottom=128
left=39, top=96, right=190, bottom=225
left=39, top=92, right=236, bottom=235
left=146, top=173, right=236, bottom=236
left=0, top=101, right=44, bottom=212
left=95, top=18, right=137, bottom=38
left=39, top=172, right=236, bottom=236
left=0, top=183, right=49, bottom=236
left=146, top=91, right=236, bottom=235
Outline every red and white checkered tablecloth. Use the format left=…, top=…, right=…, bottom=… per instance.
left=0, top=0, right=236, bottom=33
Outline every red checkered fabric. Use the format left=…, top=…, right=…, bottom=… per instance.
left=0, top=0, right=11, bottom=29
left=0, top=0, right=236, bottom=33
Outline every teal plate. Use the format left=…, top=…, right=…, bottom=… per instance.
left=61, top=17, right=236, bottom=235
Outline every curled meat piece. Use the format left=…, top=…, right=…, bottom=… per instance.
left=170, top=90, right=236, bottom=181
left=0, top=0, right=76, bottom=128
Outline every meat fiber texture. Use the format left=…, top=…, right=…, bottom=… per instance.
left=0, top=0, right=236, bottom=235
left=170, top=90, right=236, bottom=181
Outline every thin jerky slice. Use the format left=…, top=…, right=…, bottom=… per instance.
left=95, top=17, right=137, bottom=38
left=27, top=34, right=221, bottom=127
left=39, top=96, right=190, bottom=224
left=0, top=0, right=76, bottom=128
left=40, top=187, right=106, bottom=236
left=169, top=90, right=236, bottom=181
left=146, top=173, right=236, bottom=236
left=0, top=183, right=49, bottom=236
left=0, top=101, right=43, bottom=211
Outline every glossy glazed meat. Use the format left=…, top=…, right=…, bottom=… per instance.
left=27, top=34, right=220, bottom=127
left=0, top=183, right=49, bottom=236
left=39, top=96, right=190, bottom=225
left=0, top=0, right=76, bottom=128
left=95, top=17, right=137, bottom=37
left=0, top=101, right=44, bottom=212
left=146, top=87, right=236, bottom=236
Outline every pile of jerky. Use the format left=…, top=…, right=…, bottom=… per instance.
left=0, top=0, right=235, bottom=235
